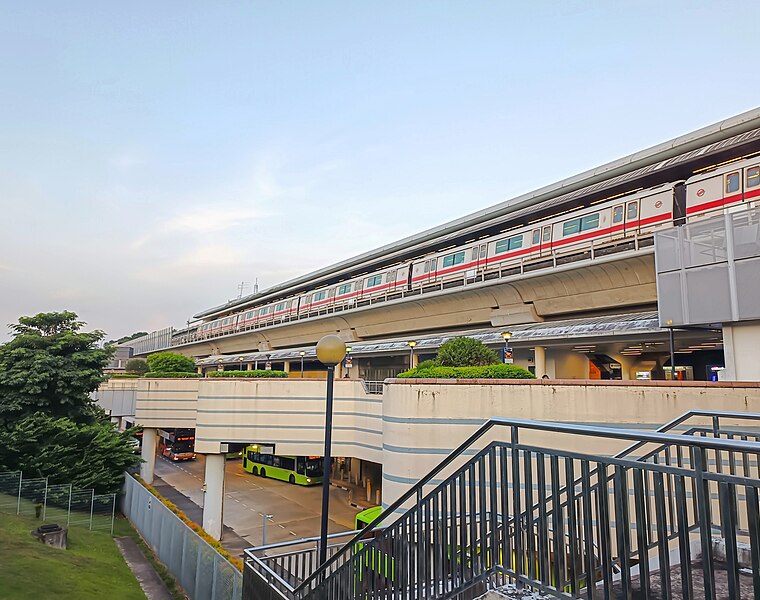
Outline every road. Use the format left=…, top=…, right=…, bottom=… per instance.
left=153, top=454, right=363, bottom=550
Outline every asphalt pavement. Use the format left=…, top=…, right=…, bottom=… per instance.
left=152, top=454, right=366, bottom=558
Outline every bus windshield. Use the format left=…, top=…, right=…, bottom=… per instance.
left=304, top=458, right=323, bottom=477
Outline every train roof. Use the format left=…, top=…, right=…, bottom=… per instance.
left=195, top=107, right=760, bottom=320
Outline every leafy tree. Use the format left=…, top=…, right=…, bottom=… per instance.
left=436, top=337, right=499, bottom=367
left=0, top=413, right=140, bottom=493
left=147, top=351, right=196, bottom=373
left=0, top=311, right=113, bottom=426
left=125, top=358, right=149, bottom=375
left=117, top=331, right=148, bottom=344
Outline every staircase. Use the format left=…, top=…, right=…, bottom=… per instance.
left=243, top=411, right=760, bottom=600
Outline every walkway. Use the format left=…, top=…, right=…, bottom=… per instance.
left=114, top=536, right=173, bottom=600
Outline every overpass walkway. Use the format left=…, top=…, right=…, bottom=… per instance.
left=243, top=410, right=760, bottom=599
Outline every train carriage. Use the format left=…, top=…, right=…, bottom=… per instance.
left=685, top=157, right=760, bottom=219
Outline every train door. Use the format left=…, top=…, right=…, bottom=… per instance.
left=725, top=170, right=744, bottom=213
left=540, top=225, right=552, bottom=255
left=625, top=200, right=640, bottom=235
left=612, top=204, right=625, bottom=235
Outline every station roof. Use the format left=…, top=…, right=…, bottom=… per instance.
left=196, top=311, right=674, bottom=365
left=195, top=107, right=760, bottom=321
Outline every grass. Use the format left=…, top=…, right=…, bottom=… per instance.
left=0, top=512, right=146, bottom=600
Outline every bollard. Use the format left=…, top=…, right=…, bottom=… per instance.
left=375, top=489, right=381, bottom=505
left=366, top=479, right=371, bottom=502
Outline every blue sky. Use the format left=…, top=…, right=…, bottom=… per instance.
left=1, top=1, right=759, bottom=341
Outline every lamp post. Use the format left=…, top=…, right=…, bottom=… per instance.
left=501, top=332, right=513, bottom=364
left=238, top=356, right=244, bottom=371
left=299, top=351, right=305, bottom=378
left=265, top=354, right=272, bottom=371
left=217, top=358, right=224, bottom=372
left=407, top=341, right=417, bottom=368
left=315, top=335, right=346, bottom=565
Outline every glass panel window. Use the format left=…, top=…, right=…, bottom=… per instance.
left=430, top=260, right=436, bottom=271
left=275, top=303, right=284, bottom=311
left=365, top=275, right=382, bottom=288
left=313, top=291, right=326, bottom=301
left=563, top=219, right=581, bottom=236
left=613, top=206, right=624, bottom=223
left=747, top=167, right=760, bottom=188
left=387, top=270, right=396, bottom=282
left=627, top=202, right=638, bottom=220
left=543, top=226, right=551, bottom=242
left=580, top=213, right=599, bottom=231
left=495, top=235, right=523, bottom=254
left=532, top=229, right=540, bottom=245
left=442, top=251, right=466, bottom=268
left=338, top=284, right=352, bottom=295
left=471, top=248, right=478, bottom=260
left=726, top=172, right=740, bottom=194
left=423, top=261, right=429, bottom=273
left=480, top=245, right=487, bottom=258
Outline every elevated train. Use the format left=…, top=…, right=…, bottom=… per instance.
left=191, top=156, right=760, bottom=342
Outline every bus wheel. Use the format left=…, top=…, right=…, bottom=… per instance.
left=289, top=475, right=295, bottom=484
left=251, top=467, right=258, bottom=476
left=260, top=468, right=266, bottom=478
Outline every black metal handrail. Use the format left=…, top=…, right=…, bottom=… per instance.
left=289, top=413, right=760, bottom=596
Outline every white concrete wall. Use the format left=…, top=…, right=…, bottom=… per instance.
left=92, top=378, right=139, bottom=418
left=381, top=379, right=760, bottom=507
left=134, top=378, right=199, bottom=429
left=723, top=320, right=760, bottom=381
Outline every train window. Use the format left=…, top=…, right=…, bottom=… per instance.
left=423, top=261, right=429, bottom=274
left=543, top=226, right=551, bottom=242
left=387, top=270, right=396, bottom=282
left=338, top=283, right=352, bottom=295
left=613, top=206, right=624, bottom=224
left=471, top=248, right=478, bottom=260
left=747, top=167, right=760, bottom=188
left=495, top=235, right=523, bottom=254
left=563, top=219, right=581, bottom=236
left=726, top=172, right=740, bottom=194
left=480, top=245, right=487, bottom=258
left=312, top=291, right=326, bottom=302
left=223, top=318, right=229, bottom=325
left=442, top=251, right=466, bottom=268
left=275, top=303, right=284, bottom=312
left=365, top=275, right=383, bottom=288
left=532, top=229, right=540, bottom=245
left=580, top=213, right=599, bottom=230
left=626, top=203, right=638, bottom=220
left=430, top=260, right=436, bottom=271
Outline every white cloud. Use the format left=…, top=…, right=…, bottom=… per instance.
left=164, top=208, right=258, bottom=234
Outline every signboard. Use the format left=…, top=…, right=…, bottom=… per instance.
left=345, top=356, right=353, bottom=369
left=503, top=347, right=513, bottom=364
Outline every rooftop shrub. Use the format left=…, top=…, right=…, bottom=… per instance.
left=143, top=372, right=202, bottom=378
left=206, top=370, right=289, bottom=378
left=397, top=364, right=535, bottom=379
left=146, top=351, right=196, bottom=374
left=436, top=337, right=499, bottom=367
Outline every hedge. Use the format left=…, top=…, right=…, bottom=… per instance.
left=108, top=373, right=141, bottom=379
left=206, top=370, right=289, bottom=378
left=144, top=372, right=202, bottom=378
left=397, top=364, right=535, bottom=379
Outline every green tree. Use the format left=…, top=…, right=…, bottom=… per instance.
left=436, top=337, right=499, bottom=367
left=125, top=358, right=149, bottom=376
left=0, top=311, right=113, bottom=426
left=0, top=413, right=139, bottom=493
left=146, top=351, right=195, bottom=373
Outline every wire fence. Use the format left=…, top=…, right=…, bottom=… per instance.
left=122, top=472, right=242, bottom=600
left=0, top=471, right=116, bottom=532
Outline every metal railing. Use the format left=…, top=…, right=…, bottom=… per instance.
left=0, top=470, right=117, bottom=533
left=244, top=411, right=760, bottom=600
left=362, top=381, right=385, bottom=395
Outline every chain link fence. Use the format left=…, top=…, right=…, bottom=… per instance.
left=0, top=471, right=116, bottom=532
left=122, top=472, right=242, bottom=600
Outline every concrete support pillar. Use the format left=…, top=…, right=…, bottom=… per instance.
left=411, top=353, right=419, bottom=369
left=247, top=363, right=253, bottom=371
left=202, top=454, right=226, bottom=540
left=140, top=427, right=158, bottom=484
left=196, top=366, right=203, bottom=374
left=722, top=321, right=760, bottom=381
left=283, top=361, right=290, bottom=373
left=534, top=346, right=546, bottom=378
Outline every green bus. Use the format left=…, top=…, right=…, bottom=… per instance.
left=242, top=446, right=324, bottom=486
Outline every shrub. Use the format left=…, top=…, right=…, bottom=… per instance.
left=206, top=370, right=289, bottom=378
left=144, top=372, right=202, bottom=378
left=108, top=373, right=141, bottom=379
left=397, top=364, right=535, bottom=379
left=436, top=337, right=499, bottom=367
left=146, top=351, right=196, bottom=373
left=125, top=358, right=149, bottom=375
left=415, top=359, right=440, bottom=370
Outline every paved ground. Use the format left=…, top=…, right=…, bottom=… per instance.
left=153, top=454, right=368, bottom=557
left=115, top=536, right=173, bottom=600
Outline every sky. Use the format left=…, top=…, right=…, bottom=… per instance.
left=1, top=1, right=760, bottom=342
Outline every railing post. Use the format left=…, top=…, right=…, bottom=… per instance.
left=66, top=484, right=72, bottom=527
left=110, top=493, right=116, bottom=536
left=42, top=477, right=48, bottom=522
left=16, top=471, right=23, bottom=515
left=89, top=489, right=95, bottom=530
left=694, top=447, right=716, bottom=599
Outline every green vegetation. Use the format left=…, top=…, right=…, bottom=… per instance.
left=0, top=312, right=140, bottom=493
left=144, top=371, right=202, bottom=378
left=125, top=358, right=149, bottom=375
left=398, top=364, right=535, bottom=379
left=207, top=370, right=289, bottom=378
left=146, top=351, right=196, bottom=374
left=436, top=337, right=499, bottom=367
left=107, top=331, right=149, bottom=345
left=109, top=374, right=141, bottom=379
left=0, top=513, right=145, bottom=600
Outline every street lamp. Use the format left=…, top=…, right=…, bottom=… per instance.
left=315, top=335, right=346, bottom=565
left=265, top=354, right=272, bottom=371
left=217, top=357, right=224, bottom=372
left=407, top=341, right=417, bottom=368
left=299, top=351, right=305, bottom=378
left=501, top=332, right=513, bottom=364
